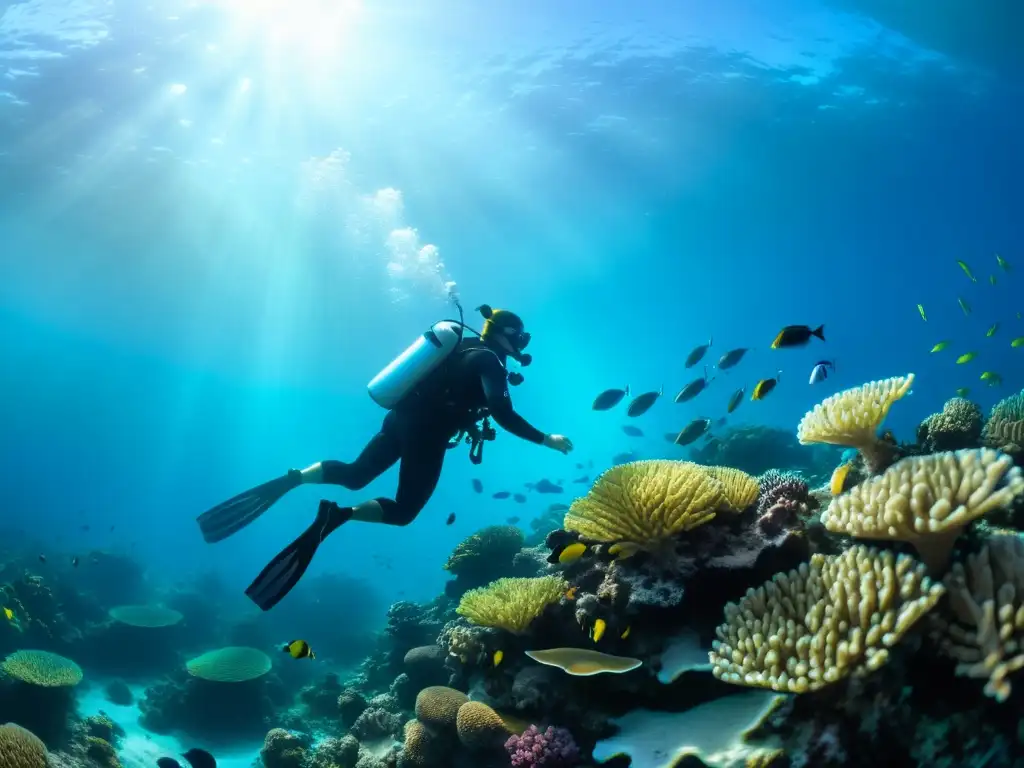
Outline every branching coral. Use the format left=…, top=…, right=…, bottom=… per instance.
left=457, top=576, right=566, bottom=634
left=797, top=374, right=914, bottom=473
left=918, top=397, right=983, bottom=452
left=982, top=389, right=1024, bottom=449
left=710, top=545, right=944, bottom=693
left=820, top=449, right=1024, bottom=573
left=563, top=460, right=724, bottom=552
left=705, top=466, right=761, bottom=513
left=936, top=534, right=1024, bottom=702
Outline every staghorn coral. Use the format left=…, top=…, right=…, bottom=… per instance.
left=710, top=545, right=944, bottom=693
left=982, top=389, right=1024, bottom=450
left=936, top=534, right=1024, bottom=702
left=820, top=449, right=1024, bottom=573
left=414, top=686, right=468, bottom=730
left=455, top=701, right=511, bottom=751
left=1, top=651, right=82, bottom=687
left=706, top=466, right=761, bottom=513
left=185, top=647, right=271, bottom=682
left=917, top=397, right=983, bottom=452
left=456, top=576, right=566, bottom=634
left=563, top=460, right=724, bottom=552
left=797, top=374, right=914, bottom=473
left=0, top=723, right=47, bottom=768
left=505, top=725, right=579, bottom=767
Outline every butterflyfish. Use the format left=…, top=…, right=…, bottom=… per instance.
left=554, top=542, right=588, bottom=565
left=283, top=640, right=315, bottom=660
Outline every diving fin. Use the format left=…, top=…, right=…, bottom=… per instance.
left=244, top=500, right=352, bottom=611
left=197, top=469, right=304, bottom=544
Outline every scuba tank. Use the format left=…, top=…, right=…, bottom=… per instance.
left=368, top=320, right=465, bottom=410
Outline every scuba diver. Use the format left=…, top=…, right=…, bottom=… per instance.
left=197, top=301, right=573, bottom=611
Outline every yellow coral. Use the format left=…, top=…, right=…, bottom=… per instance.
left=710, top=545, right=944, bottom=693
left=936, top=534, right=1024, bottom=702
left=1, top=650, right=83, bottom=687
left=820, top=449, right=1024, bottom=573
left=457, top=576, right=566, bottom=634
left=564, top=460, right=724, bottom=552
left=414, top=686, right=468, bottom=730
left=455, top=702, right=511, bottom=751
left=706, top=466, right=760, bottom=513
left=0, top=723, right=47, bottom=768
left=400, top=720, right=433, bottom=767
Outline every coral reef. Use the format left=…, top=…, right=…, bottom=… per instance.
left=689, top=425, right=839, bottom=481
left=917, top=397, right=983, bottom=452
left=260, top=728, right=309, bottom=768
left=0, top=650, right=83, bottom=746
left=505, top=724, right=578, bottom=767
left=443, top=526, right=527, bottom=597
left=982, top=388, right=1024, bottom=452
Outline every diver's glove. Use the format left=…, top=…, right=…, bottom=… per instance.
left=543, top=434, right=574, bottom=454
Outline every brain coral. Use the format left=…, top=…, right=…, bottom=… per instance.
left=414, top=686, right=468, bottom=730
left=185, top=647, right=271, bottom=682
left=108, top=605, right=183, bottom=628
left=456, top=701, right=511, bottom=751
left=564, top=460, right=724, bottom=551
left=710, top=545, right=944, bottom=692
left=457, top=576, right=566, bottom=634
left=1, top=650, right=83, bottom=687
left=399, top=719, right=434, bottom=767
left=0, top=723, right=47, bottom=768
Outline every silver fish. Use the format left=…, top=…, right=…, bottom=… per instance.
left=684, top=338, right=713, bottom=368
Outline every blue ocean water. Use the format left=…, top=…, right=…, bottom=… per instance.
left=0, top=0, right=1021, bottom=671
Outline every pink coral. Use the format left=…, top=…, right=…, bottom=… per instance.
left=505, top=725, right=579, bottom=767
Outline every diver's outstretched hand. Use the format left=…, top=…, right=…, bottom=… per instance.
left=543, top=434, right=574, bottom=454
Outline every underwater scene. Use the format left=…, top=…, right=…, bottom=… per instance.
left=1, top=0, right=1023, bottom=767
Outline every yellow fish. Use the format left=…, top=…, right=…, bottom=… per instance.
left=990, top=275, right=997, bottom=286
left=2, top=607, right=12, bottom=622
left=981, top=371, right=1002, bottom=386
left=493, top=650, right=504, bottom=667
left=556, top=542, right=588, bottom=564
left=987, top=323, right=999, bottom=337
left=958, top=298, right=971, bottom=315
left=917, top=304, right=927, bottom=322
left=955, top=387, right=970, bottom=397
left=930, top=341, right=950, bottom=353
left=620, top=626, right=631, bottom=640
left=1012, top=337, right=1024, bottom=348
left=956, top=352, right=977, bottom=364
left=608, top=542, right=642, bottom=560
left=591, top=618, right=606, bottom=643
left=830, top=463, right=852, bottom=496
left=957, top=260, right=977, bottom=282
left=282, top=640, right=315, bottom=660
left=997, top=253, right=1011, bottom=271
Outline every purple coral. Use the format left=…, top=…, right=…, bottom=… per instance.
left=505, top=725, right=579, bottom=767
left=755, top=470, right=811, bottom=535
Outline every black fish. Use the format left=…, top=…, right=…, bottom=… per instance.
left=674, top=418, right=711, bottom=446
left=506, top=516, right=521, bottom=524
left=471, top=479, right=483, bottom=493
left=573, top=474, right=589, bottom=484
left=717, top=348, right=748, bottom=369
left=727, top=387, right=745, bottom=413
left=546, top=503, right=570, bottom=513
left=626, top=388, right=662, bottom=417
left=446, top=513, right=456, bottom=525
left=534, top=479, right=563, bottom=494
left=513, top=493, right=527, bottom=503
left=612, top=451, right=635, bottom=464
left=685, top=338, right=712, bottom=368
left=752, top=373, right=781, bottom=400
left=674, top=367, right=713, bottom=403
left=592, top=386, right=629, bottom=411
left=771, top=325, right=825, bottom=349
left=493, top=491, right=511, bottom=499
left=621, top=425, right=644, bottom=437
left=38, top=554, right=46, bottom=563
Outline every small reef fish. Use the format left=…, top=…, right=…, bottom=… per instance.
left=987, top=323, right=999, bottom=337
left=917, top=304, right=927, bottom=322
left=685, top=338, right=713, bottom=368
left=674, top=367, right=712, bottom=403
left=513, top=493, right=527, bottom=503
left=809, top=360, right=835, bottom=385
left=830, top=463, right=853, bottom=496
left=621, top=425, right=644, bottom=437
left=771, top=325, right=824, bottom=349
left=956, top=352, right=978, bottom=364
left=716, top=348, right=748, bottom=369
left=981, top=371, right=1003, bottom=386
left=612, top=452, right=636, bottom=464
left=3, top=607, right=13, bottom=622
left=626, top=388, right=662, bottom=417
left=591, top=618, right=607, bottom=643
left=608, top=542, right=641, bottom=560
left=997, top=253, right=1011, bottom=271
left=930, top=341, right=951, bottom=353
left=726, top=387, right=745, bottom=414
left=565, top=587, right=577, bottom=601
left=620, top=626, right=631, bottom=640
left=532, top=479, right=564, bottom=494
left=958, top=297, right=971, bottom=315
left=38, top=555, right=46, bottom=563
left=493, top=491, right=511, bottom=499
left=471, top=479, right=483, bottom=493
left=990, top=275, right=997, bottom=286
left=158, top=748, right=217, bottom=768
left=446, top=513, right=456, bottom=526
left=506, top=516, right=520, bottom=524
left=957, top=260, right=977, bottom=282
left=592, top=386, right=629, bottom=411
left=955, top=387, right=970, bottom=397
left=1012, top=337, right=1024, bottom=348
left=493, top=650, right=504, bottom=667
left=673, top=418, right=711, bottom=446
left=553, top=542, right=588, bottom=565
left=283, top=640, right=315, bottom=660
left=71, top=557, right=79, bottom=568
left=752, top=373, right=781, bottom=400
left=572, top=475, right=589, bottom=484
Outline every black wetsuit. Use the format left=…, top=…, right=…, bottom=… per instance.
left=318, top=340, right=544, bottom=525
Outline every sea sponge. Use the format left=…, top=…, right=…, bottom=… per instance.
left=185, top=646, right=272, bottom=682
left=820, top=449, right=1024, bottom=573
left=108, top=605, right=183, bottom=628
left=706, top=466, right=760, bottom=513
left=457, top=576, right=566, bottom=634
left=414, top=686, right=468, bottom=730
left=1, top=650, right=83, bottom=687
left=443, top=526, right=525, bottom=575
left=456, top=701, right=511, bottom=751
left=710, top=545, right=944, bottom=693
left=936, top=534, right=1024, bottom=702
left=0, top=723, right=47, bottom=768
left=564, top=460, right=724, bottom=552
left=797, top=374, right=914, bottom=472
left=918, top=397, right=984, bottom=452
left=982, top=389, right=1024, bottom=448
